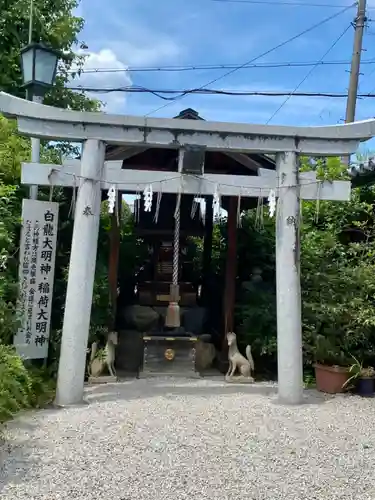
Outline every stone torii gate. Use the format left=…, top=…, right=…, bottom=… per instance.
left=1, top=92, right=374, bottom=406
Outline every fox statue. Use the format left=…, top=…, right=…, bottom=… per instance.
left=226, top=331, right=254, bottom=382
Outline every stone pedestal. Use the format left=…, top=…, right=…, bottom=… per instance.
left=88, top=376, right=118, bottom=385
left=116, top=330, right=143, bottom=374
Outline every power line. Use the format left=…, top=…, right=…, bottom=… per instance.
left=144, top=2, right=356, bottom=117
left=209, top=0, right=353, bottom=6
left=69, top=85, right=375, bottom=98
left=363, top=66, right=375, bottom=93
left=360, top=63, right=375, bottom=99
left=70, top=58, right=375, bottom=75
left=266, top=23, right=352, bottom=124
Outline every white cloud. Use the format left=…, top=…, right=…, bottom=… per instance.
left=108, top=37, right=181, bottom=67
left=69, top=49, right=132, bottom=113
left=115, top=35, right=181, bottom=67
left=98, top=13, right=183, bottom=67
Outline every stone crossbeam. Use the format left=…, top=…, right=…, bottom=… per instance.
left=1, top=92, right=374, bottom=155
left=22, top=162, right=351, bottom=201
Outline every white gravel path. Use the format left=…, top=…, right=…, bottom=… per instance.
left=1, top=377, right=375, bottom=500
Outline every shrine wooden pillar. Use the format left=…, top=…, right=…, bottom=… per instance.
left=202, top=195, right=213, bottom=303
left=222, top=196, right=238, bottom=347
left=108, top=193, right=121, bottom=330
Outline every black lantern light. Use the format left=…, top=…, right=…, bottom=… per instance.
left=20, top=42, right=59, bottom=99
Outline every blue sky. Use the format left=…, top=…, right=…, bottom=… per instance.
left=73, top=0, right=375, bottom=152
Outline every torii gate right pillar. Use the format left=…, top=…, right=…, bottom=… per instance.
left=276, top=151, right=303, bottom=404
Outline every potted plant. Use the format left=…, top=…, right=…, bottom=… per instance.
left=343, top=356, right=375, bottom=397
left=313, top=335, right=350, bottom=394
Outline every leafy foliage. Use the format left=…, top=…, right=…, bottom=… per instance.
left=0, top=183, right=22, bottom=345
left=301, top=163, right=375, bottom=367
left=234, top=157, right=375, bottom=371
left=0, top=345, right=31, bottom=422
left=0, top=344, right=55, bottom=423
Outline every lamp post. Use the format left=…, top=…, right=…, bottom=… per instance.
left=20, top=42, right=59, bottom=199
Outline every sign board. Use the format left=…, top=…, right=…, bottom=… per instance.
left=14, top=200, right=59, bottom=360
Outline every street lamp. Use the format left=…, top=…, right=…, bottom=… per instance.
left=21, top=42, right=59, bottom=99
left=20, top=42, right=59, bottom=199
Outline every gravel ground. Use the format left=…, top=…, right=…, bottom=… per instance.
left=1, top=377, right=375, bottom=500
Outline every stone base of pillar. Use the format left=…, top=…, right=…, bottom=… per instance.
left=53, top=400, right=90, bottom=409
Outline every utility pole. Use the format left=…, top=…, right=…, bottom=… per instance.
left=345, top=0, right=367, bottom=124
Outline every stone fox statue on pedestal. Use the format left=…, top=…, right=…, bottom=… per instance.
left=226, top=331, right=254, bottom=382
left=88, top=331, right=118, bottom=378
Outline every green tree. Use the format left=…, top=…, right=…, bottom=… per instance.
left=0, top=0, right=99, bottom=111
left=0, top=0, right=102, bottom=351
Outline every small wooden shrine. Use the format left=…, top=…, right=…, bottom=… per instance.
left=105, top=108, right=276, bottom=375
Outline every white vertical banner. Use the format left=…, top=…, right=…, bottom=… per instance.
left=14, top=200, right=59, bottom=360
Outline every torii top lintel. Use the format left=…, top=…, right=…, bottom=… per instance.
left=1, top=91, right=374, bottom=156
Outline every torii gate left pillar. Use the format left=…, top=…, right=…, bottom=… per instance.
left=55, top=140, right=105, bottom=405
left=1, top=91, right=371, bottom=406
